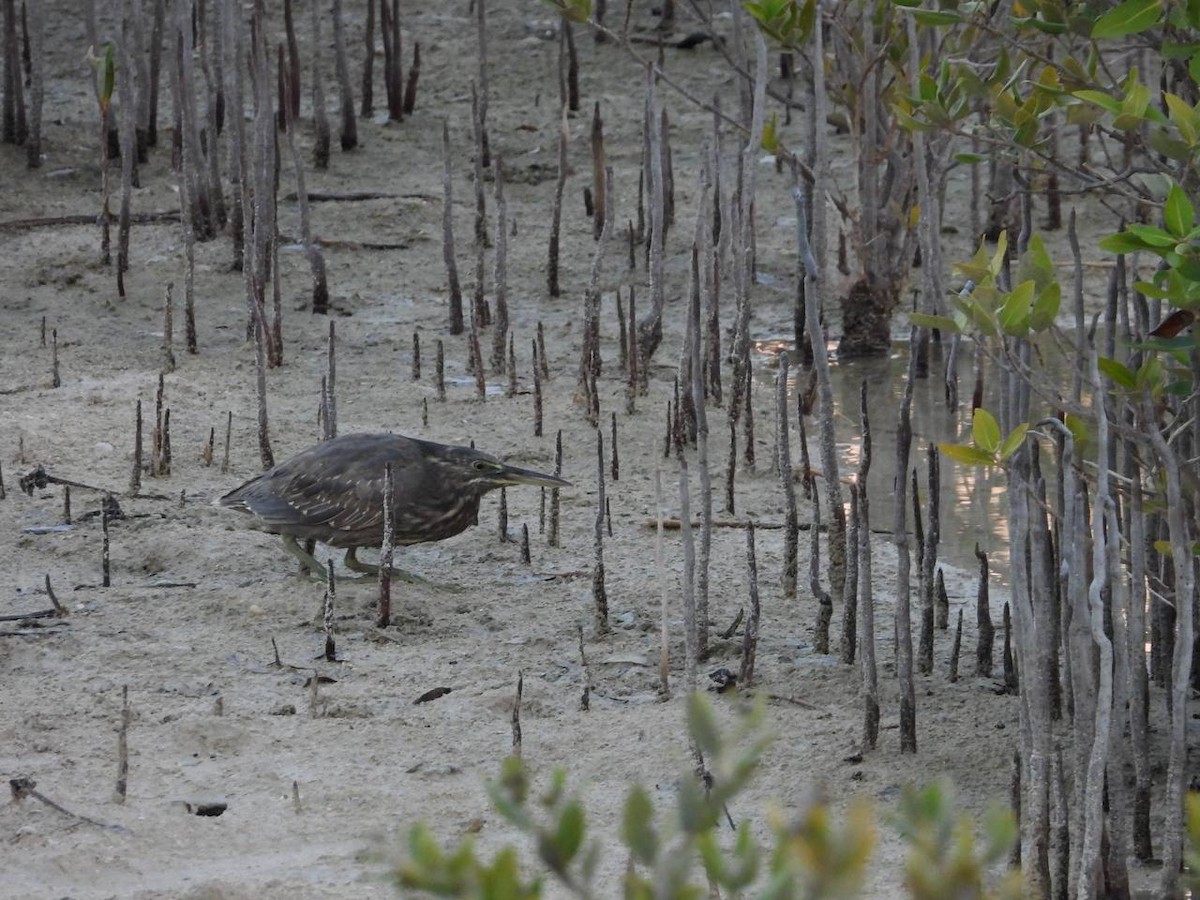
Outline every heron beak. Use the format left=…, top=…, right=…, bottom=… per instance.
left=496, top=463, right=571, bottom=488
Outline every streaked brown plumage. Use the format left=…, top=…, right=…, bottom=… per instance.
left=217, top=432, right=568, bottom=576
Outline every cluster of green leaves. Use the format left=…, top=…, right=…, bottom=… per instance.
left=938, top=408, right=1029, bottom=468
left=911, top=231, right=1059, bottom=342
left=1102, top=184, right=1200, bottom=312
left=743, top=0, right=817, bottom=49
left=1187, top=793, right=1200, bottom=894
left=394, top=695, right=1023, bottom=899
left=895, top=783, right=1022, bottom=900
left=87, top=43, right=117, bottom=113
left=543, top=0, right=593, bottom=24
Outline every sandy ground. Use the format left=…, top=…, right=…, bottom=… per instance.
left=0, top=2, right=1075, bottom=897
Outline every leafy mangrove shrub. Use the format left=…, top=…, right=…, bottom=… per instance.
left=393, top=695, right=1028, bottom=899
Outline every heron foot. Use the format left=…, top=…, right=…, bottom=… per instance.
left=282, top=535, right=331, bottom=578
left=344, top=547, right=441, bottom=587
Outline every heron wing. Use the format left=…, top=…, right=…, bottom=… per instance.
left=217, top=433, right=437, bottom=544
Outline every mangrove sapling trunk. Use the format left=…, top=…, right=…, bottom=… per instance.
left=199, top=1, right=225, bottom=227
left=739, top=520, right=759, bottom=687
left=442, top=121, right=464, bottom=334
left=777, top=354, right=798, bottom=597
left=548, top=101, right=567, bottom=297
left=1143, top=394, right=1195, bottom=898
left=810, top=490, right=833, bottom=654
left=175, top=0, right=215, bottom=240
left=678, top=453, right=696, bottom=690
left=377, top=463, right=394, bottom=628
left=563, top=17, right=578, bottom=112
left=222, top=0, right=245, bottom=273
left=469, top=323, right=485, bottom=399
left=22, top=0, right=41, bottom=168
left=491, top=158, right=508, bottom=375
left=1051, top=749, right=1069, bottom=899
left=548, top=431, right=562, bottom=547
left=1007, top=427, right=1050, bottom=892
left=917, top=443, right=940, bottom=674
left=591, top=102, right=605, bottom=239
left=1124, top=454, right=1152, bottom=861
left=115, top=20, right=137, bottom=297
left=325, top=322, right=337, bottom=439
left=506, top=334, right=516, bottom=398
left=857, top=481, right=878, bottom=749
left=893, top=328, right=919, bottom=753
left=579, top=169, right=614, bottom=398
left=842, top=478, right=858, bottom=666
left=324, top=560, right=337, bottom=657
left=474, top=0, right=489, bottom=166
left=1103, top=493, right=1133, bottom=896
left=948, top=610, right=962, bottom=682
left=616, top=289, right=629, bottom=371
left=360, top=0, right=373, bottom=116
left=636, top=65, right=666, bottom=382
left=3, top=0, right=27, bottom=146
left=1075, top=351, right=1117, bottom=899
left=145, top=0, right=165, bottom=148
left=793, top=171, right=846, bottom=630
left=310, top=0, right=330, bottom=169
left=331, top=0, right=356, bottom=150
left=383, top=0, right=402, bottom=120
left=403, top=42, right=420, bottom=114
left=282, top=0, right=300, bottom=122
left=625, top=284, right=638, bottom=414
left=688, top=232, right=712, bottom=657
left=532, top=344, right=543, bottom=437
left=280, top=67, right=328, bottom=315
left=843, top=380, right=870, bottom=667
left=96, top=43, right=114, bottom=265
left=974, top=549, right=993, bottom=676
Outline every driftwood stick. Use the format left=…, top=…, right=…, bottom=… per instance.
left=44, top=574, right=66, bottom=616
left=9, top=778, right=126, bottom=832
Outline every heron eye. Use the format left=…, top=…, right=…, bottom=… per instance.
left=472, top=460, right=490, bottom=472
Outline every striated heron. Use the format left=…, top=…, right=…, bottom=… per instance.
left=217, top=432, right=569, bottom=578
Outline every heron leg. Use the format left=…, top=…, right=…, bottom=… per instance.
left=344, top=547, right=433, bottom=585
left=281, top=534, right=330, bottom=578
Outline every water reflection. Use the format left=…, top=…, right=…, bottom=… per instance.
left=753, top=338, right=1011, bottom=584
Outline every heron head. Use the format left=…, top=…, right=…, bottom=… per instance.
left=443, top=446, right=570, bottom=494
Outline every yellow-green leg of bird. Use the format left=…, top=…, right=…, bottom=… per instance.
left=344, top=547, right=433, bottom=585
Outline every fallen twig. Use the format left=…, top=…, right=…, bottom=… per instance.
left=0, top=210, right=180, bottom=232
left=8, top=777, right=128, bottom=833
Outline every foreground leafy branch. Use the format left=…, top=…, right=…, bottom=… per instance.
left=393, top=695, right=1032, bottom=899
